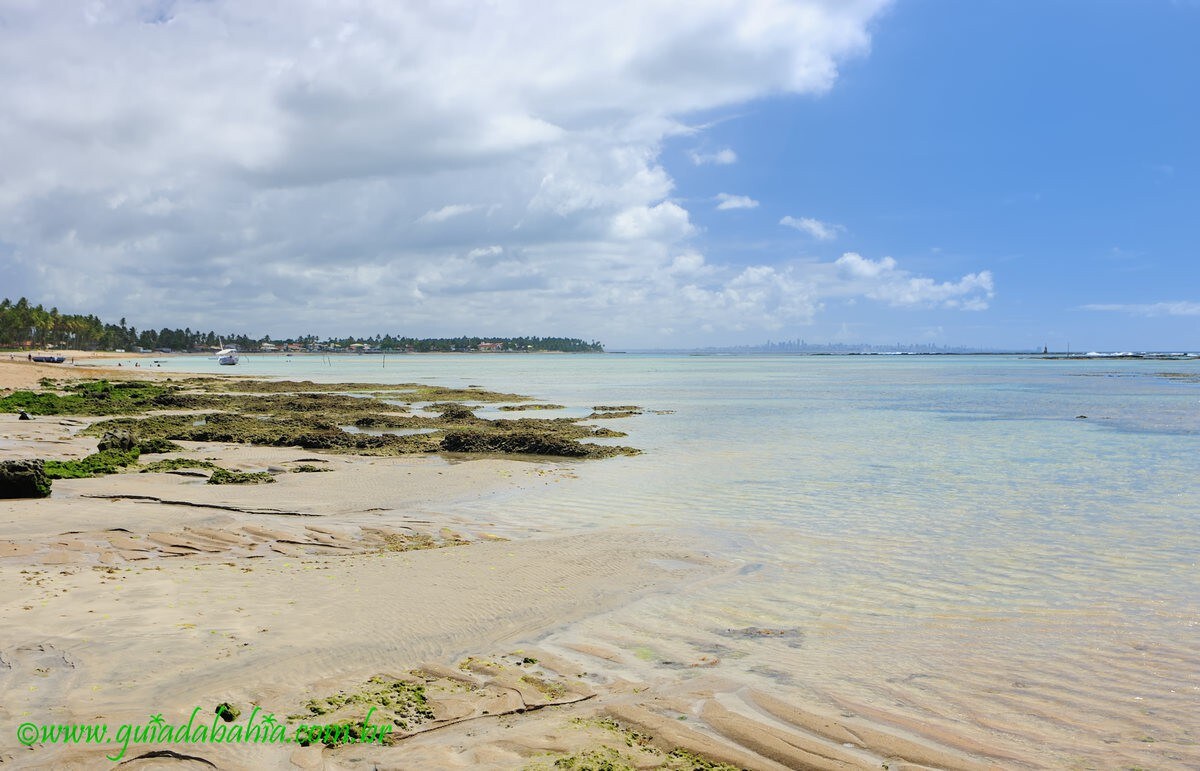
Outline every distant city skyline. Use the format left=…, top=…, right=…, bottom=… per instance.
left=0, top=1, right=1196, bottom=350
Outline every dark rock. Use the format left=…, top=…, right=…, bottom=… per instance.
left=0, top=459, right=52, bottom=498
left=17, top=410, right=31, bottom=420
left=97, top=429, right=137, bottom=452
left=1076, top=415, right=1087, bottom=419
left=214, top=703, right=240, bottom=722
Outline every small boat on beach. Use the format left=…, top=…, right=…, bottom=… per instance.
left=31, top=355, right=66, bottom=363
left=213, top=343, right=239, bottom=365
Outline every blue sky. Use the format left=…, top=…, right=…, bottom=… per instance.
left=0, top=1, right=1196, bottom=350
left=672, top=0, right=1200, bottom=350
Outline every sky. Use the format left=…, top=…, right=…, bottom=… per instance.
left=0, top=0, right=1197, bottom=351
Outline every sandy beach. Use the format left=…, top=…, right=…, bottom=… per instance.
left=0, top=359, right=1011, bottom=770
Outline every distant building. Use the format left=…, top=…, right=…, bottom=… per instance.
left=478, top=342, right=504, bottom=352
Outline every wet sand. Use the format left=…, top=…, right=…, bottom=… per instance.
left=0, top=360, right=1013, bottom=769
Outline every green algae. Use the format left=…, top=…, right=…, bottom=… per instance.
left=139, top=458, right=222, bottom=474
left=663, top=749, right=742, bottom=770
left=440, top=429, right=638, bottom=459
left=378, top=532, right=442, bottom=552
left=570, top=716, right=654, bottom=748
left=43, top=448, right=141, bottom=479
left=86, top=412, right=443, bottom=456
left=520, top=674, right=568, bottom=700
left=135, top=437, right=182, bottom=453
left=434, top=403, right=478, bottom=421
left=14, top=377, right=641, bottom=460
left=0, top=380, right=178, bottom=416
left=207, top=468, right=274, bottom=485
left=290, top=464, right=332, bottom=473
left=544, top=747, right=638, bottom=771
left=541, top=718, right=742, bottom=771
left=293, top=676, right=433, bottom=736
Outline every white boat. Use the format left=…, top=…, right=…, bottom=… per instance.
left=214, top=345, right=239, bottom=365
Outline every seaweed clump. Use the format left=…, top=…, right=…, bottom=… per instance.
left=139, top=458, right=222, bottom=474
left=207, top=468, right=275, bottom=485
left=441, top=429, right=636, bottom=459
left=527, top=718, right=743, bottom=771
left=0, top=380, right=179, bottom=416
left=43, top=448, right=140, bottom=479
left=434, top=404, right=478, bottom=422
left=42, top=430, right=185, bottom=480
left=292, top=676, right=433, bottom=738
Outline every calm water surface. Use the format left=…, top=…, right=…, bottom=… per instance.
left=118, top=353, right=1200, bottom=766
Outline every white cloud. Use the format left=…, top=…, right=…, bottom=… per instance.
left=1082, top=302, right=1200, bottom=317
left=830, top=253, right=994, bottom=310
left=780, top=215, right=843, bottom=240
left=835, top=252, right=895, bottom=279
left=467, top=245, right=504, bottom=259
left=610, top=201, right=694, bottom=241
left=417, top=204, right=480, bottom=223
left=714, top=193, right=759, bottom=210
left=689, top=148, right=738, bottom=165
left=0, top=0, right=893, bottom=346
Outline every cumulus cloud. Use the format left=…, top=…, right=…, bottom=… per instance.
left=780, top=215, right=843, bottom=240
left=1082, top=302, right=1200, bottom=316
left=689, top=148, right=738, bottom=165
left=714, top=193, right=759, bottom=210
left=830, top=253, right=994, bottom=309
left=0, top=0, right=897, bottom=345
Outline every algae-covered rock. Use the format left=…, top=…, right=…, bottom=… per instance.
left=436, top=404, right=477, bottom=422
left=0, top=459, right=52, bottom=498
left=441, top=429, right=595, bottom=458
left=97, top=429, right=137, bottom=453
left=100, top=430, right=179, bottom=454
left=207, top=468, right=275, bottom=485
left=135, top=437, right=182, bottom=454
left=43, top=448, right=141, bottom=479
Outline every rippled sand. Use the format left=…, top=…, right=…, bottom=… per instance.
left=3, top=356, right=1198, bottom=768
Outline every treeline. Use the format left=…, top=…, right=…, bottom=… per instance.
left=0, top=298, right=259, bottom=352
left=0, top=297, right=603, bottom=353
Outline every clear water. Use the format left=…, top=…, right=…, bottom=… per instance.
left=112, top=353, right=1200, bottom=766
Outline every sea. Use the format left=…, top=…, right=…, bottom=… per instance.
left=98, top=352, right=1200, bottom=767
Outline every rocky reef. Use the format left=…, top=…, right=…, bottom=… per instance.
left=2, top=378, right=641, bottom=464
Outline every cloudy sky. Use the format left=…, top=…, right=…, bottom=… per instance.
left=1, top=1, right=1197, bottom=350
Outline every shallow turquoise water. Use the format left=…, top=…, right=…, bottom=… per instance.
left=107, top=353, right=1200, bottom=765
